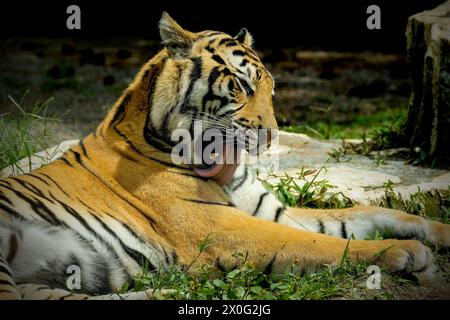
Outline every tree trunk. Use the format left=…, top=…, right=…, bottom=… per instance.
left=404, top=1, right=450, bottom=167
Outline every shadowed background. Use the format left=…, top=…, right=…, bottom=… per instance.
left=0, top=0, right=444, bottom=141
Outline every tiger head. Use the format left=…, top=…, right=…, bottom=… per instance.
left=104, top=12, right=277, bottom=181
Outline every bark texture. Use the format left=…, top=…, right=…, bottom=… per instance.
left=405, top=1, right=450, bottom=166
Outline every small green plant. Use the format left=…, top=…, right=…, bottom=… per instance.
left=328, top=140, right=353, bottom=163
left=372, top=182, right=450, bottom=222
left=259, top=161, right=355, bottom=209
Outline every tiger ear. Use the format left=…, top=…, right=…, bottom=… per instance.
left=159, top=12, right=197, bottom=58
left=234, top=28, right=254, bottom=47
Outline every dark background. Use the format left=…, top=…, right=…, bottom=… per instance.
left=0, top=0, right=444, bottom=143
left=0, top=0, right=444, bottom=52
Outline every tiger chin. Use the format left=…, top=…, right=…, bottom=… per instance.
left=0, top=12, right=449, bottom=300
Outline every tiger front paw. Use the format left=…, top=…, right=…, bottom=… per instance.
left=353, top=239, right=435, bottom=275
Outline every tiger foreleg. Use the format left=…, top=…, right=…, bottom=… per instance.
left=171, top=203, right=435, bottom=277
left=280, top=206, right=450, bottom=247
left=225, top=164, right=450, bottom=247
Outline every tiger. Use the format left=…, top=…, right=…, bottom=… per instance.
left=0, top=12, right=449, bottom=300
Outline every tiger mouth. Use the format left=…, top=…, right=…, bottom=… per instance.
left=193, top=143, right=241, bottom=186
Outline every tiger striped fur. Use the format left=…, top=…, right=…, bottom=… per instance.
left=0, top=12, right=449, bottom=299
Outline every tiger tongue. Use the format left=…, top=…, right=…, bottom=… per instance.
left=193, top=145, right=240, bottom=186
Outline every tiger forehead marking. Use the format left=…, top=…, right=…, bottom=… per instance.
left=195, top=32, right=274, bottom=98
left=201, top=34, right=268, bottom=76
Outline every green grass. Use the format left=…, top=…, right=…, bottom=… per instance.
left=280, top=99, right=408, bottom=139
left=0, top=93, right=61, bottom=174
left=123, top=240, right=405, bottom=300
left=281, top=106, right=407, bottom=140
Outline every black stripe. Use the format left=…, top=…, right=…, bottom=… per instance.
left=112, top=125, right=189, bottom=170
left=75, top=198, right=96, bottom=213
left=0, top=180, right=11, bottom=187
left=232, top=48, right=259, bottom=61
left=90, top=214, right=156, bottom=271
left=180, top=198, right=232, bottom=207
left=35, top=173, right=72, bottom=199
left=318, top=220, right=325, bottom=234
left=171, top=250, right=178, bottom=265
left=142, top=60, right=175, bottom=152
left=70, top=149, right=82, bottom=163
left=218, top=38, right=237, bottom=47
left=0, top=289, right=17, bottom=295
left=203, top=31, right=222, bottom=37
left=47, top=194, right=131, bottom=279
left=0, top=279, right=15, bottom=286
left=240, top=59, right=249, bottom=67
left=59, top=293, right=75, bottom=300
left=212, top=54, right=226, bottom=66
left=215, top=258, right=226, bottom=273
left=10, top=177, right=54, bottom=204
left=57, top=157, right=74, bottom=167
left=53, top=198, right=98, bottom=235
left=185, top=57, right=203, bottom=106
left=117, top=219, right=163, bottom=257
left=229, top=166, right=248, bottom=191
left=174, top=171, right=210, bottom=181
left=34, top=285, right=52, bottom=291
left=27, top=173, right=50, bottom=186
left=340, top=221, right=348, bottom=239
left=216, top=103, right=246, bottom=118
left=109, top=93, right=131, bottom=127
left=274, top=207, right=285, bottom=222
left=0, top=203, right=22, bottom=220
left=0, top=182, right=60, bottom=224
left=0, top=190, right=13, bottom=205
left=201, top=66, right=230, bottom=113
left=232, top=50, right=246, bottom=56
left=0, top=265, right=12, bottom=277
left=263, top=255, right=277, bottom=275
left=236, top=77, right=254, bottom=96
left=79, top=139, right=90, bottom=160
left=66, top=213, right=131, bottom=282
left=253, top=192, right=269, bottom=216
